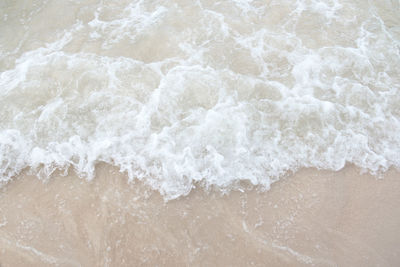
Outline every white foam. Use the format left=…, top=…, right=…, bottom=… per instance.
left=0, top=0, right=399, bottom=199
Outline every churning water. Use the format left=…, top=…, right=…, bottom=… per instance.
left=0, top=0, right=399, bottom=199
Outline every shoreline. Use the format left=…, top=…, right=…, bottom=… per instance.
left=0, top=164, right=399, bottom=266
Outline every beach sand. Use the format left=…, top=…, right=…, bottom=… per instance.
left=0, top=165, right=399, bottom=266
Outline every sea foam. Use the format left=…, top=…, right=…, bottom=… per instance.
left=0, top=0, right=399, bottom=199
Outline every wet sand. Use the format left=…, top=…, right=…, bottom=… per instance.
left=0, top=165, right=399, bottom=266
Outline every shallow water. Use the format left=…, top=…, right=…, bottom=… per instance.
left=1, top=0, right=399, bottom=199
left=1, top=165, right=400, bottom=266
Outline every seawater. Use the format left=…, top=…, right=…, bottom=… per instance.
left=0, top=0, right=399, bottom=199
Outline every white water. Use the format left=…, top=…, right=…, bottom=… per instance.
left=0, top=0, right=399, bottom=199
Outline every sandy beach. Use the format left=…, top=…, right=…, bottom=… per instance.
left=1, top=1, right=400, bottom=266
left=0, top=165, right=399, bottom=266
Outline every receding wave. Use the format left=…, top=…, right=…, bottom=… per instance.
left=0, top=0, right=399, bottom=199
